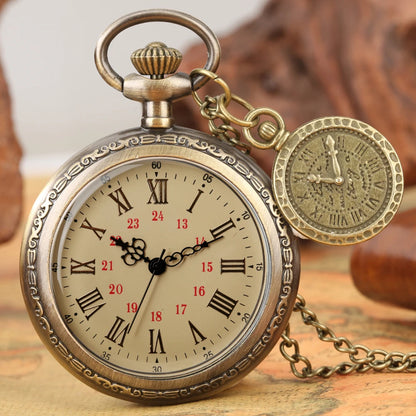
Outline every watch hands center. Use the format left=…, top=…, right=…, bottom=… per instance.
left=112, top=235, right=223, bottom=272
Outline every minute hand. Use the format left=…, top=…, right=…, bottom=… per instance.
left=164, top=237, right=222, bottom=268
left=326, top=134, right=343, bottom=182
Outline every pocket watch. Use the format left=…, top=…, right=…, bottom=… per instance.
left=21, top=8, right=413, bottom=407
left=20, top=10, right=300, bottom=404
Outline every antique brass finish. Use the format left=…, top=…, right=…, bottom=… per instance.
left=21, top=10, right=300, bottom=405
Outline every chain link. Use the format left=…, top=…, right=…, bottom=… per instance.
left=190, top=68, right=289, bottom=153
left=280, top=294, right=416, bottom=378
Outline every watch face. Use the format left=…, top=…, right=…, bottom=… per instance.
left=21, top=129, right=299, bottom=403
left=52, top=158, right=267, bottom=376
left=272, top=117, right=403, bottom=245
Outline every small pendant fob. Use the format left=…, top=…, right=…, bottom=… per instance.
left=272, top=117, right=403, bottom=245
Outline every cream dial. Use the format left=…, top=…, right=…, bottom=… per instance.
left=52, top=158, right=267, bottom=376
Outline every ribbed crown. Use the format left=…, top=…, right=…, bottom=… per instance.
left=131, top=42, right=182, bottom=77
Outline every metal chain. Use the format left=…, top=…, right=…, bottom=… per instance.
left=281, top=294, right=416, bottom=378
left=190, top=67, right=416, bottom=378
left=190, top=68, right=289, bottom=153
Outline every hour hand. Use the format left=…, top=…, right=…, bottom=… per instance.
left=111, top=236, right=150, bottom=266
left=307, top=174, right=339, bottom=184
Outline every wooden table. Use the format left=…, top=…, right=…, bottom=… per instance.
left=1, top=177, right=416, bottom=415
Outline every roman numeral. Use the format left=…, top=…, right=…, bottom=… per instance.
left=296, top=192, right=310, bottom=202
left=75, top=287, right=105, bottom=320
left=210, top=218, right=236, bottom=240
left=367, top=158, right=382, bottom=174
left=108, top=187, right=133, bottom=216
left=310, top=205, right=323, bottom=221
left=350, top=208, right=366, bottom=224
left=299, top=148, right=314, bottom=163
left=365, top=197, right=380, bottom=210
left=188, top=321, right=207, bottom=345
left=186, top=189, right=204, bottom=213
left=105, top=316, right=129, bottom=347
left=354, top=142, right=368, bottom=158
left=147, top=179, right=168, bottom=204
left=80, top=218, right=107, bottom=240
left=207, top=289, right=238, bottom=318
left=374, top=181, right=386, bottom=190
left=220, top=258, right=246, bottom=274
left=70, top=258, right=96, bottom=275
left=293, top=171, right=306, bottom=183
left=149, top=329, right=166, bottom=354
left=329, top=213, right=348, bottom=227
left=337, top=135, right=346, bottom=150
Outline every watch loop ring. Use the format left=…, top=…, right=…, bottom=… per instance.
left=95, top=9, right=221, bottom=92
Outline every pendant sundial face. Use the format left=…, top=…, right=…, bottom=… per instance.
left=52, top=157, right=267, bottom=376
left=272, top=117, right=404, bottom=245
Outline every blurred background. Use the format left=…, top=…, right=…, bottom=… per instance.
left=0, top=0, right=267, bottom=174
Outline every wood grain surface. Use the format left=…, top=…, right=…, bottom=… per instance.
left=1, top=177, right=416, bottom=416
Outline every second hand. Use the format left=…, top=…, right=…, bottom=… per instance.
left=128, top=248, right=166, bottom=334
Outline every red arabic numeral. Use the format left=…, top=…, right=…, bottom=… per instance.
left=127, top=218, right=140, bottom=229
left=177, top=219, right=188, bottom=229
left=102, top=260, right=113, bottom=271
left=110, top=235, right=121, bottom=246
left=151, top=311, right=162, bottom=322
left=152, top=210, right=164, bottom=221
left=202, top=261, right=213, bottom=272
left=193, top=286, right=206, bottom=296
left=175, top=304, right=187, bottom=315
left=109, top=284, right=123, bottom=295
left=127, top=302, right=138, bottom=313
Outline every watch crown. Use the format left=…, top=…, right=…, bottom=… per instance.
left=131, top=42, right=182, bottom=79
